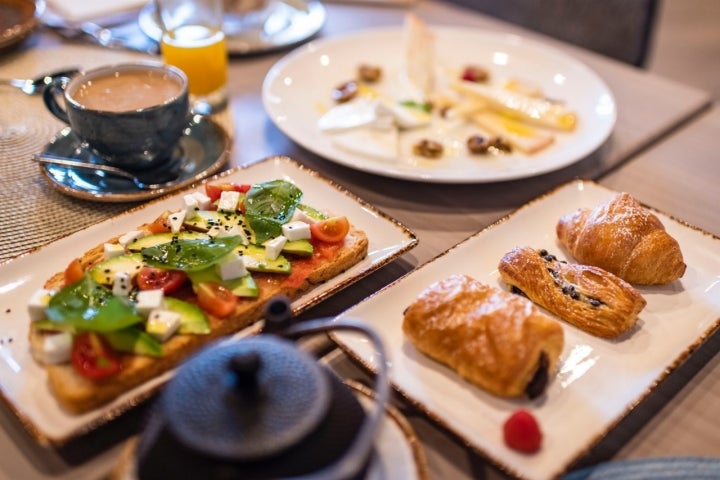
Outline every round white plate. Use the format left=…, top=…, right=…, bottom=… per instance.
left=262, top=26, right=617, bottom=183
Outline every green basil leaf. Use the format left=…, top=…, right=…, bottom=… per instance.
left=244, top=180, right=303, bottom=243
left=141, top=236, right=244, bottom=271
left=45, top=275, right=142, bottom=332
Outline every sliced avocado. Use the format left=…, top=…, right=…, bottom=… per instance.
left=164, top=297, right=211, bottom=334
left=126, top=231, right=210, bottom=252
left=234, top=244, right=291, bottom=274
left=186, top=267, right=259, bottom=298
left=103, top=327, right=163, bottom=357
left=297, top=203, right=328, bottom=221
left=89, top=253, right=144, bottom=285
left=184, top=211, right=256, bottom=243
left=282, top=239, right=314, bottom=257
left=32, top=319, right=75, bottom=333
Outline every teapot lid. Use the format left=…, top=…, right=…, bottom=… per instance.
left=162, top=336, right=331, bottom=461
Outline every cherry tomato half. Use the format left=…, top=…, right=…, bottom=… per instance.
left=205, top=183, right=252, bottom=203
left=136, top=267, right=188, bottom=294
left=64, top=258, right=85, bottom=286
left=310, top=216, right=350, bottom=243
left=71, top=332, right=122, bottom=380
left=196, top=282, right=238, bottom=318
left=147, top=212, right=173, bottom=234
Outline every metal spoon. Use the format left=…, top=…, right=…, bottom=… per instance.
left=0, top=68, right=80, bottom=95
left=32, top=154, right=180, bottom=190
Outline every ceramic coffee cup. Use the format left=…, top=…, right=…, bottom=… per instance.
left=43, top=62, right=190, bottom=171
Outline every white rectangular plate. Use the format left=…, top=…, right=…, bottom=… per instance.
left=331, top=179, right=720, bottom=479
left=0, top=156, right=417, bottom=445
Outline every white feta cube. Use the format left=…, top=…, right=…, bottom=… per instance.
left=215, top=253, right=248, bottom=281
left=38, top=332, right=73, bottom=364
left=146, top=309, right=181, bottom=342
left=28, top=288, right=56, bottom=322
left=103, top=242, right=124, bottom=260
left=168, top=210, right=186, bottom=233
left=135, top=289, right=165, bottom=316
left=217, top=191, right=240, bottom=212
left=182, top=194, right=201, bottom=219
left=192, top=192, right=212, bottom=210
left=208, top=224, right=250, bottom=244
left=281, top=221, right=311, bottom=241
left=112, top=272, right=132, bottom=297
left=118, top=230, right=147, bottom=248
left=291, top=208, right=319, bottom=224
left=264, top=236, right=287, bottom=261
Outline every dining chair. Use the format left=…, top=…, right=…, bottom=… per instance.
left=444, top=0, right=659, bottom=67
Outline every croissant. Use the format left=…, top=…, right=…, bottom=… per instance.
left=402, top=274, right=564, bottom=399
left=556, top=192, right=686, bottom=285
left=498, top=247, right=646, bottom=338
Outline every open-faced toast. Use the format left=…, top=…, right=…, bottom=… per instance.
left=29, top=179, right=368, bottom=414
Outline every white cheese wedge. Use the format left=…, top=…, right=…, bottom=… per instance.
left=452, top=80, right=577, bottom=131
left=331, top=127, right=399, bottom=162
left=38, top=332, right=73, bottom=364
left=290, top=208, right=318, bottom=225
left=471, top=111, right=555, bottom=154
left=377, top=100, right=431, bottom=129
left=28, top=288, right=55, bottom=322
left=281, top=221, right=311, bottom=241
left=264, top=236, right=287, bottom=261
left=136, top=289, right=165, bottom=316
left=318, top=98, right=394, bottom=133
left=146, top=309, right=181, bottom=342
left=218, top=190, right=240, bottom=212
left=168, top=210, right=186, bottom=233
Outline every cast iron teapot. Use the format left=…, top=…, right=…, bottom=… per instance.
left=135, top=295, right=390, bottom=480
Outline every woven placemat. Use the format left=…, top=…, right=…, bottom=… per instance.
left=0, top=44, right=233, bottom=263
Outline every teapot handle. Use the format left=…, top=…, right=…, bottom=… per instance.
left=265, top=298, right=390, bottom=480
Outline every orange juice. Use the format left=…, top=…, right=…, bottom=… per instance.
left=161, top=25, right=228, bottom=96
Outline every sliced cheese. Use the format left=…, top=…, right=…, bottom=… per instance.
left=471, top=111, right=555, bottom=154
left=453, top=80, right=577, bottom=131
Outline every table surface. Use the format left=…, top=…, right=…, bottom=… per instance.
left=0, top=1, right=718, bottom=479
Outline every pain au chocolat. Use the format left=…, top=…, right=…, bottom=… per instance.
left=498, top=247, right=646, bottom=339
left=402, top=274, right=564, bottom=399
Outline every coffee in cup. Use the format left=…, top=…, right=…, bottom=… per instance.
left=43, top=62, right=190, bottom=171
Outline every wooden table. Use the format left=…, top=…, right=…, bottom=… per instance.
left=0, top=1, right=716, bottom=479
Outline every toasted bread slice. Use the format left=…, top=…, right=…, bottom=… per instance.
left=33, top=228, right=368, bottom=414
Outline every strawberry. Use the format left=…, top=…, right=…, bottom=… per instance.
left=503, top=409, right=542, bottom=453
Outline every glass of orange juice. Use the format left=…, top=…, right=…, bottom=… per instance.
left=157, top=0, right=228, bottom=114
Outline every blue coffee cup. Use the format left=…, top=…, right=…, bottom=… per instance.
left=43, top=62, right=190, bottom=171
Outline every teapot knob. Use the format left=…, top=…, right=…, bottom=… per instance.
left=228, top=351, right=261, bottom=399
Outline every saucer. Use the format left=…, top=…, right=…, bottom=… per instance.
left=38, top=116, right=231, bottom=203
left=137, top=0, right=326, bottom=55
left=0, top=0, right=42, bottom=52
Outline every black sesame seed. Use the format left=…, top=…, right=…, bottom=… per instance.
left=588, top=298, right=603, bottom=307
left=570, top=291, right=581, bottom=300
left=539, top=249, right=548, bottom=256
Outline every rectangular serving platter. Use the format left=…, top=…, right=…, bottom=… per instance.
left=330, top=179, right=720, bottom=480
left=0, top=156, right=418, bottom=445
